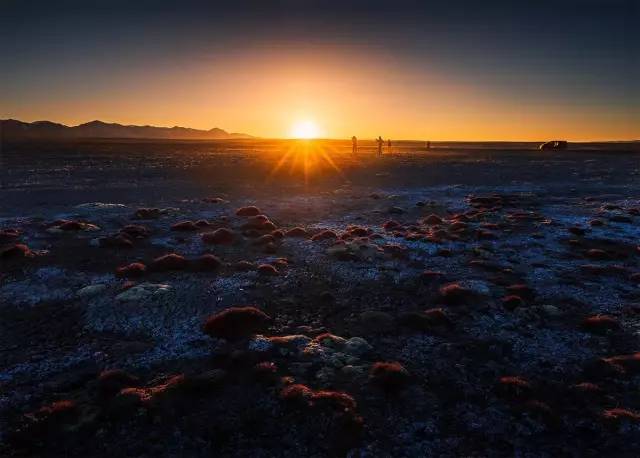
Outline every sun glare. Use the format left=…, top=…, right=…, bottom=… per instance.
left=290, top=120, right=320, bottom=139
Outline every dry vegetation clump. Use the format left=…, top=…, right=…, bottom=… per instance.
left=202, top=228, right=235, bottom=245
left=497, top=376, right=533, bottom=399
left=149, top=253, right=189, bottom=272
left=311, top=230, right=338, bottom=241
left=203, top=306, right=271, bottom=340
left=602, top=408, right=640, bottom=423
left=191, top=254, right=222, bottom=271
left=0, top=228, right=21, bottom=243
left=439, top=283, right=474, bottom=306
left=253, top=361, right=278, bottom=383
left=234, top=260, right=255, bottom=271
left=115, top=262, right=147, bottom=278
left=382, top=220, right=401, bottom=231
left=581, top=315, right=620, bottom=333
left=257, top=264, right=279, bottom=276
left=236, top=206, right=262, bottom=217
left=97, top=369, right=141, bottom=397
left=1, top=243, right=34, bottom=259
left=502, top=295, right=525, bottom=310
left=369, top=361, right=411, bottom=393
left=171, top=221, right=199, bottom=231
left=285, top=227, right=308, bottom=237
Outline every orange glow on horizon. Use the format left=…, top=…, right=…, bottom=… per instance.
left=3, top=47, right=638, bottom=141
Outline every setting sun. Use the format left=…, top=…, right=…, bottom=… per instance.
left=290, top=120, right=320, bottom=139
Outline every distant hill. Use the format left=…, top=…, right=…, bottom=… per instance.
left=0, top=119, right=253, bottom=141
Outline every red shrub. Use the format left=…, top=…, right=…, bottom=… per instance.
left=421, top=270, right=444, bottom=282
left=171, top=221, right=198, bottom=231
left=280, top=384, right=314, bottom=407
left=0, top=228, right=20, bottom=243
left=234, top=260, right=255, bottom=271
left=257, top=264, right=279, bottom=275
left=202, top=228, right=235, bottom=245
left=120, top=224, right=150, bottom=238
left=601, top=353, right=640, bottom=375
left=311, top=230, right=338, bottom=241
left=253, top=361, right=278, bottom=383
left=313, top=390, right=357, bottom=411
left=505, top=284, right=535, bottom=300
left=149, top=253, right=189, bottom=271
left=502, top=295, right=524, bottom=310
left=99, top=234, right=134, bottom=249
left=422, top=214, right=443, bottom=225
left=585, top=248, right=608, bottom=260
left=97, top=369, right=140, bottom=397
left=115, top=262, right=147, bottom=278
left=192, top=254, right=222, bottom=271
left=382, top=220, right=400, bottom=231
left=602, top=408, right=640, bottom=423
left=236, top=206, right=261, bottom=217
left=253, top=234, right=275, bottom=245
left=58, top=220, right=84, bottom=231
left=271, top=229, right=285, bottom=238
left=202, top=306, right=271, bottom=340
left=439, top=283, right=473, bottom=306
left=369, top=362, right=410, bottom=393
left=1, top=243, right=34, bottom=259
left=582, top=315, right=619, bottom=333
left=497, top=376, right=532, bottom=399
left=285, top=227, right=309, bottom=237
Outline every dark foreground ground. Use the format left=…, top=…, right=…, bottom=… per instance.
left=1, top=139, right=640, bottom=457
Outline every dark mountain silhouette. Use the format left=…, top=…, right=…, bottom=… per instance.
left=0, top=119, right=253, bottom=141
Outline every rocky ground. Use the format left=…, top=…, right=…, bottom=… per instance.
left=1, top=139, right=640, bottom=457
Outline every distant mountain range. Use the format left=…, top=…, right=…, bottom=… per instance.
left=0, top=119, right=253, bottom=141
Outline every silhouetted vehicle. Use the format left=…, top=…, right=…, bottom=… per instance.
left=539, top=140, right=568, bottom=150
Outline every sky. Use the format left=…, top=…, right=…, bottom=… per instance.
left=1, top=0, right=638, bottom=140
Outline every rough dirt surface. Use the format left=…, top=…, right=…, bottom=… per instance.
left=1, top=139, right=640, bottom=457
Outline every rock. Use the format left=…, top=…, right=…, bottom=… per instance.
left=344, top=337, right=371, bottom=356
left=116, top=283, right=171, bottom=301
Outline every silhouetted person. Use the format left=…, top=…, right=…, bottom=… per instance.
left=426, top=141, right=431, bottom=150
left=387, top=139, right=391, bottom=154
left=352, top=136, right=357, bottom=154
left=377, top=136, right=383, bottom=157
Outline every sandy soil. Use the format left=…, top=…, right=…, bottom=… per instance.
left=1, top=139, right=640, bottom=456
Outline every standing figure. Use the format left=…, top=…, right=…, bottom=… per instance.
left=426, top=140, right=431, bottom=150
left=387, top=139, right=391, bottom=154
left=352, top=136, right=357, bottom=154
left=377, top=136, right=383, bottom=157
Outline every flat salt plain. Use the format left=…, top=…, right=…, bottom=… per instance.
left=1, top=139, right=639, bottom=456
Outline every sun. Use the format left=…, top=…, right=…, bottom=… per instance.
left=290, top=120, right=320, bottom=139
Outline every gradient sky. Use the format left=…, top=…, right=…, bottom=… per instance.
left=1, top=0, right=638, bottom=140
